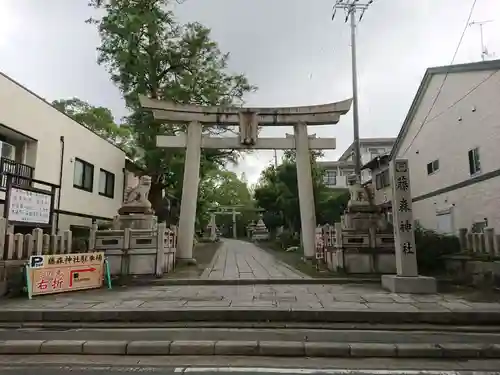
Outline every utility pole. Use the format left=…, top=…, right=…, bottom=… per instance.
left=332, top=0, right=374, bottom=183
left=273, top=149, right=278, bottom=168
left=468, top=20, right=494, bottom=61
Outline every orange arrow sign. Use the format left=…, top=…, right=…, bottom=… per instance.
left=69, top=267, right=96, bottom=287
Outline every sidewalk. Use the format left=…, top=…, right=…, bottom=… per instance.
left=201, top=239, right=308, bottom=280
left=2, top=283, right=500, bottom=324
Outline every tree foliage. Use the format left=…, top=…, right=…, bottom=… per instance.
left=52, top=98, right=137, bottom=157
left=86, top=0, right=256, bottom=212
left=254, top=153, right=349, bottom=233
left=198, top=169, right=256, bottom=236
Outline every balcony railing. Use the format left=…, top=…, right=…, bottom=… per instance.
left=0, top=157, right=34, bottom=189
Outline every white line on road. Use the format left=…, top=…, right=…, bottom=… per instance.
left=174, top=368, right=500, bottom=375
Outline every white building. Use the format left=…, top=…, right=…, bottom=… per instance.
left=318, top=138, right=395, bottom=189
left=0, top=72, right=129, bottom=234
left=371, top=59, right=500, bottom=234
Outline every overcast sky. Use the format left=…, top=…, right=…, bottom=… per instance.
left=1, top=0, right=499, bottom=185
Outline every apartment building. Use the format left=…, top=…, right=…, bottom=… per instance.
left=366, top=59, right=500, bottom=234
left=0, top=72, right=128, bottom=233
left=318, top=138, right=395, bottom=190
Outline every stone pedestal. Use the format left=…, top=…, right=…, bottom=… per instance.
left=381, top=274, right=437, bottom=294
left=115, top=214, right=156, bottom=230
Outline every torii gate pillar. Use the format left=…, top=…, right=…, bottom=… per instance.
left=176, top=121, right=202, bottom=263
left=295, top=123, right=317, bottom=259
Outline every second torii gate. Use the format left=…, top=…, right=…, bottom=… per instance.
left=208, top=206, right=241, bottom=240
left=140, top=95, right=352, bottom=264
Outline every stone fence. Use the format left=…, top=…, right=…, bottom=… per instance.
left=444, top=228, right=500, bottom=287
left=458, top=228, right=500, bottom=256
left=0, top=217, right=74, bottom=296
left=315, top=223, right=396, bottom=274
left=89, top=222, right=177, bottom=278
left=0, top=220, right=72, bottom=262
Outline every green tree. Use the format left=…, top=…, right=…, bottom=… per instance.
left=198, top=169, right=257, bottom=236
left=52, top=98, right=136, bottom=157
left=254, top=155, right=347, bottom=232
left=87, top=0, right=256, bottom=212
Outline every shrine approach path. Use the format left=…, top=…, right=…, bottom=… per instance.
left=201, top=238, right=309, bottom=280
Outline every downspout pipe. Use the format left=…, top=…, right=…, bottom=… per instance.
left=55, top=136, right=64, bottom=234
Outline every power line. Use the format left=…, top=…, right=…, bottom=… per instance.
left=423, top=71, right=499, bottom=125
left=400, top=0, right=478, bottom=157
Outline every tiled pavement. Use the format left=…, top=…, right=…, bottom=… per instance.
left=4, top=283, right=500, bottom=312
left=201, top=239, right=307, bottom=280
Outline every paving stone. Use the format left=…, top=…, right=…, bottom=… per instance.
left=126, top=341, right=171, bottom=355
left=350, top=343, right=397, bottom=357
left=438, top=302, right=473, bottom=310
left=170, top=340, right=215, bottom=355
left=410, top=302, right=449, bottom=311
left=259, top=341, right=304, bottom=356
left=396, top=343, right=442, bottom=358
left=322, top=302, right=368, bottom=310
left=82, top=340, right=128, bottom=354
left=214, top=340, right=259, bottom=355
left=438, top=343, right=483, bottom=358
left=304, top=342, right=350, bottom=357
left=362, top=294, right=396, bottom=303
left=365, top=303, right=419, bottom=312
left=0, top=340, right=44, bottom=354
left=333, top=294, right=365, bottom=302
left=40, top=340, right=85, bottom=354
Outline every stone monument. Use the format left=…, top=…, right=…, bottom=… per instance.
left=115, top=175, right=156, bottom=230
left=251, top=216, right=269, bottom=241
left=342, top=174, right=387, bottom=231
left=381, top=159, right=437, bottom=294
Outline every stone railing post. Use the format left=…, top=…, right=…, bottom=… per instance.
left=25, top=233, right=34, bottom=258
left=33, top=228, right=44, bottom=255
left=458, top=228, right=467, bottom=252
left=64, top=230, right=72, bottom=254
left=0, top=217, right=6, bottom=260
left=155, top=223, right=166, bottom=277
left=484, top=228, right=497, bottom=256
left=89, top=222, right=98, bottom=251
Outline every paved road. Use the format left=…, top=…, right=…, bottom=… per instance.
left=201, top=239, right=307, bottom=280
left=3, top=283, right=500, bottom=312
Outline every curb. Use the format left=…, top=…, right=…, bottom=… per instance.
left=116, top=278, right=382, bottom=286
left=0, top=340, right=499, bottom=358
left=2, top=309, right=500, bottom=325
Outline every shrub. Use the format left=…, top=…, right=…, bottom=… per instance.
left=275, top=229, right=300, bottom=250
left=415, top=224, right=461, bottom=274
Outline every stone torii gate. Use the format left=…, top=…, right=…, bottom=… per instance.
left=140, top=95, right=352, bottom=264
left=208, top=206, right=241, bottom=240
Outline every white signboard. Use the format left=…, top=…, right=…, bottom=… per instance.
left=8, top=187, right=52, bottom=224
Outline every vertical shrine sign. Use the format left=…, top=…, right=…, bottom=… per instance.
left=27, top=252, right=105, bottom=297
left=390, top=159, right=418, bottom=277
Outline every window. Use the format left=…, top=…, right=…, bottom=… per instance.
left=426, top=159, right=439, bottom=175
left=99, top=169, right=115, bottom=198
left=73, top=158, right=94, bottom=192
left=468, top=147, right=481, bottom=175
left=323, top=170, right=337, bottom=186
left=375, top=169, right=390, bottom=190
left=0, top=141, right=16, bottom=161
